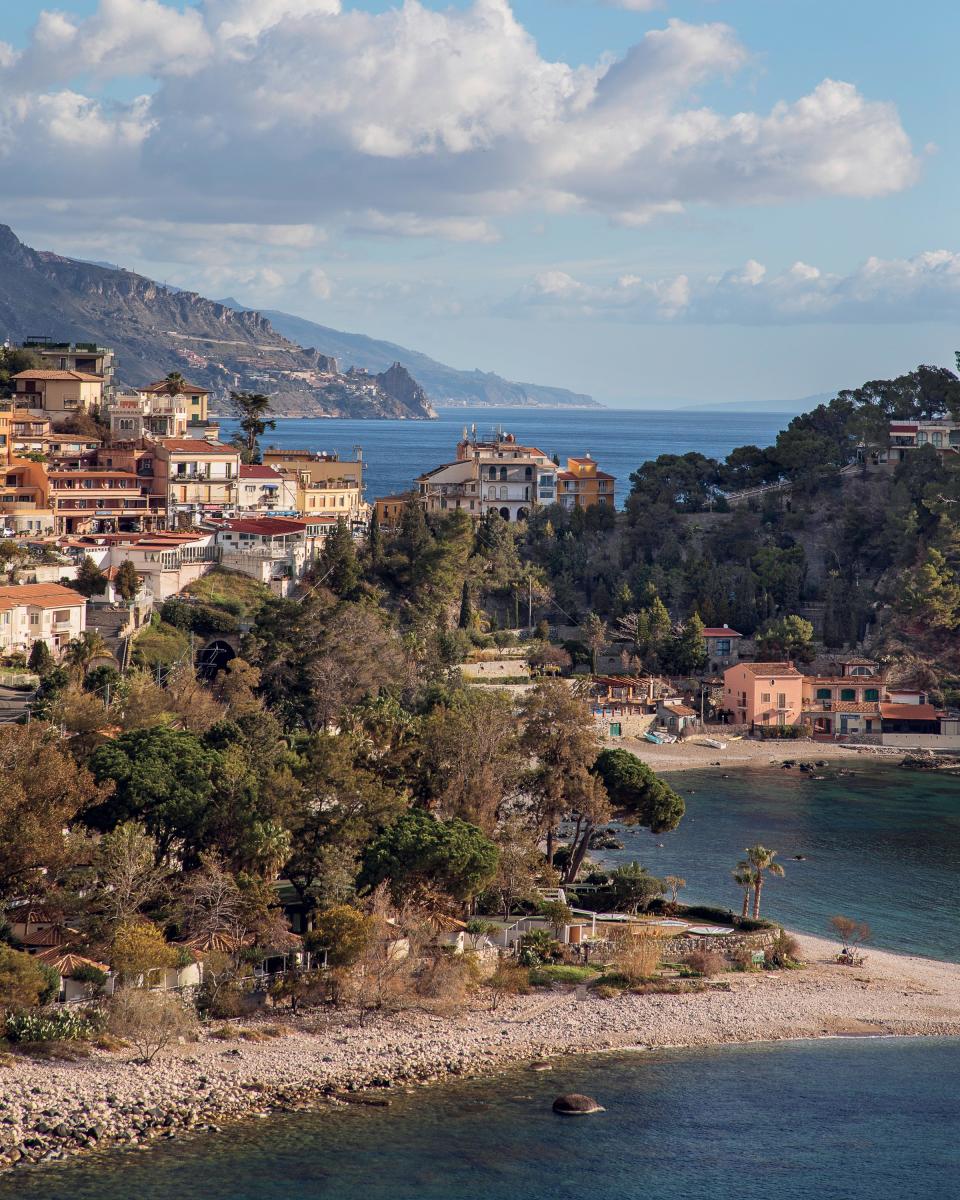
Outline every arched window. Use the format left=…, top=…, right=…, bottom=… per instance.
left=499, top=466, right=507, bottom=481
left=499, top=486, right=508, bottom=499
left=488, top=466, right=496, bottom=480
left=525, top=466, right=532, bottom=479
left=499, top=507, right=510, bottom=520
left=487, top=486, right=496, bottom=499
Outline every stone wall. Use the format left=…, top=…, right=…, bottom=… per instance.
left=661, top=928, right=778, bottom=958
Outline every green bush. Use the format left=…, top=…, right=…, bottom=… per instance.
left=5, top=1008, right=101, bottom=1043
left=528, top=964, right=598, bottom=986
left=517, top=929, right=560, bottom=966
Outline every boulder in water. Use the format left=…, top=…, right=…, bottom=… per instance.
left=552, top=1094, right=604, bottom=1115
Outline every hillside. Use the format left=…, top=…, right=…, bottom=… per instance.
left=226, top=304, right=599, bottom=409
left=0, top=225, right=433, bottom=420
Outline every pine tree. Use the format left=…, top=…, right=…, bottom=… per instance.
left=74, top=556, right=107, bottom=599
left=115, top=559, right=140, bottom=605
left=27, top=639, right=54, bottom=677
left=673, top=611, right=708, bottom=674
left=321, top=517, right=361, bottom=598
left=458, top=580, right=474, bottom=629
left=368, top=507, right=383, bottom=567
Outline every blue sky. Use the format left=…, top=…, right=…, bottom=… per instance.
left=2, top=0, right=959, bottom=405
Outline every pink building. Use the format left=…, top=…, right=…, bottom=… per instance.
left=723, top=662, right=804, bottom=728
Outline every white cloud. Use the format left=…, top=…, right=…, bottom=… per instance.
left=0, top=2, right=920, bottom=250
left=512, top=250, right=960, bottom=324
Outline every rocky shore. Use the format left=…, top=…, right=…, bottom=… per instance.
left=2, top=934, right=959, bottom=1174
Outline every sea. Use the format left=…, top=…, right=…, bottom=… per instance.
left=7, top=1038, right=959, bottom=1200
left=9, top=408, right=956, bottom=1199
left=604, top=765, right=960, bottom=963
left=218, top=406, right=791, bottom=506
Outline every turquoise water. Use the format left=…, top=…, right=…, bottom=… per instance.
left=5, top=1038, right=958, bottom=1199
left=220, top=406, right=790, bottom=504
left=605, top=765, right=960, bottom=961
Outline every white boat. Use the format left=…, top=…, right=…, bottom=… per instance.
left=701, top=738, right=727, bottom=749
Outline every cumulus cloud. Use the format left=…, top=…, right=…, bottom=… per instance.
left=0, top=0, right=920, bottom=250
left=512, top=251, right=960, bottom=323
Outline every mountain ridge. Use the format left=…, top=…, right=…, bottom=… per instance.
left=0, top=225, right=433, bottom=419
left=222, top=303, right=600, bottom=409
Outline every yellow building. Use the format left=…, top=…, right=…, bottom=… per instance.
left=139, top=380, right=211, bottom=429
left=557, top=455, right=615, bottom=510
left=262, top=449, right=365, bottom=522
left=154, top=438, right=240, bottom=523
left=0, top=405, right=54, bottom=534
left=12, top=370, right=104, bottom=428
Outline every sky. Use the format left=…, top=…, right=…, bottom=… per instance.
left=2, top=0, right=959, bottom=406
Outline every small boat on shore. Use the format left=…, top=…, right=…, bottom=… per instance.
left=701, top=738, right=727, bottom=750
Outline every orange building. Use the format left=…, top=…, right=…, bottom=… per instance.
left=557, top=455, right=615, bottom=510
left=374, top=492, right=415, bottom=529
left=723, top=662, right=804, bottom=728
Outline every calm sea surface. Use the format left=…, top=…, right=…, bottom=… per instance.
left=605, top=765, right=960, bottom=962
left=6, top=1038, right=958, bottom=1200
left=220, top=406, right=790, bottom=504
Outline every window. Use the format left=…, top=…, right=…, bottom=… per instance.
left=761, top=692, right=771, bottom=704
left=840, top=688, right=856, bottom=702
left=499, top=486, right=508, bottom=500
left=916, top=431, right=927, bottom=445
left=499, top=466, right=507, bottom=481
left=816, top=688, right=831, bottom=700
left=488, top=466, right=496, bottom=480
left=53, top=609, right=71, bottom=623
left=864, top=688, right=879, bottom=702
left=715, top=639, right=731, bottom=656
left=29, top=612, right=39, bottom=626
left=932, top=431, right=943, bottom=448
left=777, top=693, right=786, bottom=710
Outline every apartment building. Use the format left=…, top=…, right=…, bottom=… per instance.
left=236, top=464, right=299, bottom=514
left=20, top=340, right=116, bottom=395
left=154, top=438, right=240, bottom=523
left=66, top=530, right=219, bottom=602
left=557, top=455, right=615, bottom=510
left=417, top=431, right=558, bottom=522
left=0, top=582, right=85, bottom=659
left=723, top=662, right=804, bottom=727
left=883, top=418, right=960, bottom=467
left=47, top=467, right=164, bottom=535
left=11, top=370, right=104, bottom=428
left=138, top=380, right=211, bottom=429
left=261, top=449, right=365, bottom=522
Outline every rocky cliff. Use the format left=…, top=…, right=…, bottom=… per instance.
left=0, top=225, right=433, bottom=419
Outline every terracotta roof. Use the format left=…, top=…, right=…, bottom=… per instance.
left=215, top=517, right=309, bottom=536
left=663, top=703, right=698, bottom=717
left=703, top=627, right=743, bottom=638
left=806, top=676, right=883, bottom=685
left=568, top=456, right=596, bottom=464
left=159, top=438, right=236, bottom=453
left=13, top=370, right=103, bottom=383
left=239, top=464, right=283, bottom=479
left=144, top=380, right=209, bottom=395
left=35, top=949, right=109, bottom=976
left=880, top=703, right=939, bottom=721
left=827, top=701, right=882, bottom=714
left=17, top=927, right=65, bottom=948
left=0, top=582, right=84, bottom=611
left=738, top=662, right=802, bottom=676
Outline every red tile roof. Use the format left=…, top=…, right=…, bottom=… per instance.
left=0, top=583, right=84, bottom=611
left=13, top=370, right=104, bottom=383
left=159, top=438, right=235, bottom=453
left=738, top=662, right=802, bottom=676
left=144, top=380, right=209, bottom=394
left=703, top=627, right=743, bottom=638
left=215, top=517, right=309, bottom=536
left=239, top=464, right=283, bottom=479
left=879, top=703, right=939, bottom=721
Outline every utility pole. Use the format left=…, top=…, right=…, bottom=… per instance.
left=528, top=573, right=533, bottom=629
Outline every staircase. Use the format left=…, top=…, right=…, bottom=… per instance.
left=85, top=606, right=134, bottom=666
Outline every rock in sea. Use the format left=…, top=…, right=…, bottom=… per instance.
left=552, top=1094, right=604, bottom=1116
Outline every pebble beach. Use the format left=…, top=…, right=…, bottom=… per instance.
left=2, top=934, right=959, bottom=1173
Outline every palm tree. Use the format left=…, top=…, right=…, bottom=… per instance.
left=738, top=844, right=785, bottom=919
left=230, top=391, right=275, bottom=462
left=731, top=865, right=753, bottom=919
left=161, top=371, right=187, bottom=397
left=63, top=629, right=112, bottom=680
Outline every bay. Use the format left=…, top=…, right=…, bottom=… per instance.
left=219, top=406, right=790, bottom=505
left=6, top=1038, right=958, bottom=1200
left=604, top=764, right=960, bottom=962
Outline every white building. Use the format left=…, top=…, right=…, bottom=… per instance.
left=0, top=582, right=85, bottom=659
left=236, top=464, right=299, bottom=515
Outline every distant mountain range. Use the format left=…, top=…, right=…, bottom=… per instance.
left=220, top=302, right=599, bottom=410
left=0, top=224, right=426, bottom=419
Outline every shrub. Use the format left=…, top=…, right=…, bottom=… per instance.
left=306, top=905, right=375, bottom=969
left=765, top=930, right=803, bottom=969
left=0, top=946, right=51, bottom=1012
left=485, top=962, right=530, bottom=1011
left=591, top=984, right=621, bottom=1000
left=5, top=1008, right=100, bottom=1043
left=683, top=949, right=725, bottom=977
left=107, top=990, right=197, bottom=1064
left=517, top=929, right=560, bottom=966
left=609, top=928, right=664, bottom=984
left=528, top=964, right=598, bottom=987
